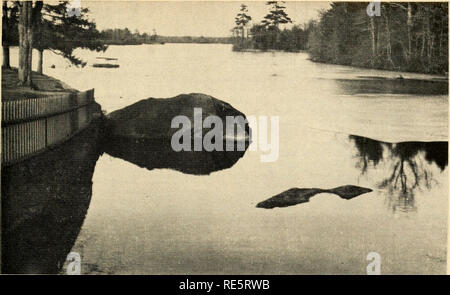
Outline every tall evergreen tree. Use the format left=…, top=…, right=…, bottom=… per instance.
left=234, top=3, right=252, bottom=44
left=262, top=1, right=292, bottom=30
left=261, top=1, right=292, bottom=49
left=34, top=1, right=107, bottom=74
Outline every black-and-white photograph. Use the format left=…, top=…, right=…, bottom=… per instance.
left=1, top=0, right=448, bottom=275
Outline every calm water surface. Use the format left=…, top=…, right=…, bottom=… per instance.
left=8, top=44, right=449, bottom=274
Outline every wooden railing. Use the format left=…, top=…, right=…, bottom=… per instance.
left=1, top=89, right=100, bottom=166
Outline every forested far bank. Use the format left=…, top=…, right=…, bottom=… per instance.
left=99, top=28, right=232, bottom=45
left=308, top=2, right=448, bottom=75
left=231, top=1, right=448, bottom=75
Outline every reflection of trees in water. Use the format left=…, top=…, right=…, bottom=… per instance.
left=350, top=135, right=448, bottom=213
left=351, top=136, right=384, bottom=174
left=380, top=143, right=431, bottom=213
left=380, top=143, right=425, bottom=213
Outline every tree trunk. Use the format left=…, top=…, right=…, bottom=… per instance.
left=2, top=1, right=9, bottom=69
left=37, top=49, right=43, bottom=74
left=18, top=2, right=33, bottom=86
left=426, top=7, right=433, bottom=72
left=369, top=17, right=378, bottom=66
left=421, top=25, right=426, bottom=58
left=383, top=6, right=396, bottom=69
left=439, top=19, right=444, bottom=58
left=2, top=45, right=10, bottom=69
left=406, top=3, right=413, bottom=62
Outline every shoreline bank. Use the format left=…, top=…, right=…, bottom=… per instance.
left=2, top=67, right=78, bottom=101
left=1, top=68, right=104, bottom=167
left=231, top=46, right=449, bottom=78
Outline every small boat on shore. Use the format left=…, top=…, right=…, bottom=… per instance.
left=92, top=57, right=119, bottom=68
left=96, top=57, right=119, bottom=61
left=92, top=63, right=120, bottom=68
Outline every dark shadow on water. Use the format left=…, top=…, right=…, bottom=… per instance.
left=335, top=77, right=448, bottom=95
left=1, top=121, right=104, bottom=274
left=103, top=137, right=249, bottom=175
left=349, top=135, right=448, bottom=213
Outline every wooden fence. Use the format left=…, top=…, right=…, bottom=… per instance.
left=1, top=89, right=99, bottom=166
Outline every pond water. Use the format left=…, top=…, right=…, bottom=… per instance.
left=6, top=44, right=448, bottom=274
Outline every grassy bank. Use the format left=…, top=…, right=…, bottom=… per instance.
left=1, top=67, right=77, bottom=101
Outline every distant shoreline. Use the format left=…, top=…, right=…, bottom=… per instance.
left=307, top=58, right=449, bottom=79
left=232, top=46, right=448, bottom=78
left=233, top=48, right=303, bottom=53
left=98, top=35, right=233, bottom=46
left=100, top=41, right=232, bottom=45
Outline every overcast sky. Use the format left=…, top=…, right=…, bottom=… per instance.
left=83, top=1, right=331, bottom=37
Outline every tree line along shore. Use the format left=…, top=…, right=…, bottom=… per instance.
left=231, top=2, right=448, bottom=75
left=98, top=29, right=233, bottom=45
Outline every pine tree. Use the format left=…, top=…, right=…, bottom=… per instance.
left=262, top=1, right=292, bottom=31
left=34, top=1, right=107, bottom=74
left=234, top=4, right=252, bottom=43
